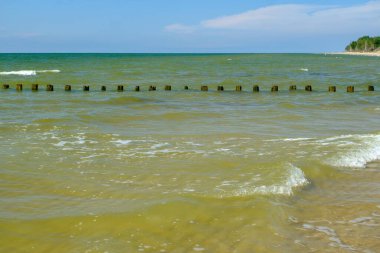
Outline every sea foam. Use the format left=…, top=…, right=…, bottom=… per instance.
left=0, top=70, right=60, bottom=76
left=324, top=134, right=380, bottom=168
left=111, top=139, right=133, bottom=146
left=231, top=164, right=309, bottom=197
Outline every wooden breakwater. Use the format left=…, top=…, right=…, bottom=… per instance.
left=1, top=84, right=376, bottom=92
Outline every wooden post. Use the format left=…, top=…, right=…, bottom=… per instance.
left=271, top=85, right=279, bottom=92
left=347, top=86, right=354, bottom=93
left=305, top=85, right=312, bottom=92
left=236, top=85, right=242, bottom=92
left=328, top=86, right=336, bottom=92
left=16, top=84, right=23, bottom=91
left=368, top=85, right=375, bottom=91
left=3, top=84, right=10, bottom=89
left=289, top=85, right=297, bottom=91
left=32, top=84, right=38, bottom=91
left=101, top=86, right=106, bottom=91
left=83, top=85, right=90, bottom=91
left=217, top=86, right=224, bottom=91
left=46, top=84, right=54, bottom=91
left=165, top=85, right=171, bottom=91
left=135, top=86, right=140, bottom=92
left=65, top=85, right=71, bottom=91
left=117, top=85, right=124, bottom=92
left=201, top=86, right=208, bottom=91
left=184, top=86, right=189, bottom=90
left=253, top=85, right=260, bottom=92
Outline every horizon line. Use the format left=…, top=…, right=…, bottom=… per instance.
left=0, top=52, right=327, bottom=54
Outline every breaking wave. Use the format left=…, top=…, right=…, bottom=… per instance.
left=323, top=134, right=380, bottom=168
left=0, top=70, right=61, bottom=76
left=268, top=134, right=380, bottom=169
left=226, top=164, right=309, bottom=197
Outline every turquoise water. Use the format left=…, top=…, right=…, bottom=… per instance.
left=1, top=54, right=379, bottom=252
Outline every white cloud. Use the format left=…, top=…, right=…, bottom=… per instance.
left=201, top=4, right=318, bottom=30
left=164, top=23, right=196, bottom=34
left=166, top=1, right=380, bottom=36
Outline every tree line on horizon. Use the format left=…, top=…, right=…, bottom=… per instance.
left=345, top=36, right=380, bottom=52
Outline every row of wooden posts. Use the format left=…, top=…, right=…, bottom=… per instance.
left=1, top=84, right=376, bottom=92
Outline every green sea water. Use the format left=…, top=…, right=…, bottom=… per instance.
left=0, top=53, right=380, bottom=252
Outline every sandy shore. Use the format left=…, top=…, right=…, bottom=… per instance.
left=328, top=51, right=380, bottom=57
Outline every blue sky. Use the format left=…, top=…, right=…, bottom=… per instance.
left=0, top=0, right=379, bottom=52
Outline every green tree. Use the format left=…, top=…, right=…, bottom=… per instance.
left=345, top=36, right=380, bottom=52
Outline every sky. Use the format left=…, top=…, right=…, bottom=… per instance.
left=0, top=0, right=379, bottom=53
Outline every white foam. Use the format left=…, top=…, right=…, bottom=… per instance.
left=53, top=141, right=67, bottom=147
left=151, top=143, right=169, bottom=149
left=286, top=164, right=309, bottom=188
left=193, top=245, right=205, bottom=251
left=232, top=164, right=308, bottom=196
left=51, top=135, right=87, bottom=148
left=0, top=70, right=37, bottom=76
left=300, top=68, right=309, bottom=72
left=216, top=148, right=230, bottom=152
left=325, top=134, right=380, bottom=168
left=282, top=137, right=314, bottom=142
left=0, top=69, right=60, bottom=76
left=266, top=137, right=314, bottom=142
left=111, top=140, right=132, bottom=146
left=37, top=70, right=61, bottom=73
left=317, top=134, right=355, bottom=143
left=184, top=141, right=204, bottom=147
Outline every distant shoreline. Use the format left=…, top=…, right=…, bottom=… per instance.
left=328, top=51, right=380, bottom=57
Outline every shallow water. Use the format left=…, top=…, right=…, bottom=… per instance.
left=1, top=54, right=380, bottom=252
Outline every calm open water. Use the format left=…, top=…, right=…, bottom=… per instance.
left=1, top=54, right=380, bottom=252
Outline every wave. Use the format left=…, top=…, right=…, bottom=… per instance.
left=37, top=70, right=60, bottom=73
left=282, top=137, right=314, bottom=142
left=226, top=164, right=309, bottom=197
left=324, top=134, right=380, bottom=168
left=268, top=134, right=380, bottom=169
left=0, top=70, right=60, bottom=76
left=111, top=139, right=133, bottom=146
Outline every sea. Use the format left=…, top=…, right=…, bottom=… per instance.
left=0, top=53, right=379, bottom=252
